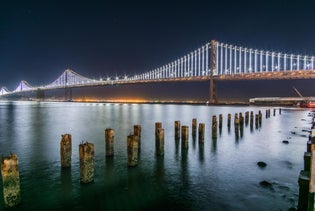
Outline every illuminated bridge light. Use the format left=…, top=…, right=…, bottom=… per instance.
left=1, top=40, right=315, bottom=97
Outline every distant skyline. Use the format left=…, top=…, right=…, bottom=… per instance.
left=1, top=0, right=315, bottom=90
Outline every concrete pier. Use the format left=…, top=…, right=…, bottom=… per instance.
left=175, top=121, right=181, bottom=140
left=105, top=128, right=115, bottom=157
left=127, top=135, right=139, bottom=167
left=60, top=134, right=72, bottom=168
left=1, top=153, right=21, bottom=208
left=79, top=142, right=94, bottom=183
left=156, top=128, right=164, bottom=156
left=181, top=126, right=189, bottom=149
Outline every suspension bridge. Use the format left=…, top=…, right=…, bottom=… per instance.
left=1, top=40, right=315, bottom=103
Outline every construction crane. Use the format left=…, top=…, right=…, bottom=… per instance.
left=292, top=86, right=304, bottom=98
left=292, top=86, right=315, bottom=108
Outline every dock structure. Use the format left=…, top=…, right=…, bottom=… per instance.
left=298, top=116, right=315, bottom=210
left=249, top=97, right=315, bottom=106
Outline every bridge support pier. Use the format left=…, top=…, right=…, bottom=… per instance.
left=209, top=78, right=217, bottom=104
left=36, top=89, right=45, bottom=101
left=64, top=87, right=72, bottom=102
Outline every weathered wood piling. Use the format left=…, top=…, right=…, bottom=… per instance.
left=255, top=114, right=259, bottom=128
left=298, top=115, right=315, bottom=210
left=181, top=125, right=189, bottom=149
left=198, top=123, right=205, bottom=143
left=127, top=135, right=139, bottom=167
left=245, top=111, right=249, bottom=126
left=60, top=134, right=72, bottom=167
left=175, top=120, right=181, bottom=139
left=218, top=114, right=223, bottom=134
left=79, top=142, right=94, bottom=183
left=105, top=128, right=115, bottom=157
left=212, top=115, right=217, bottom=139
left=227, top=113, right=231, bottom=129
left=258, top=110, right=262, bottom=126
left=192, top=118, right=197, bottom=138
left=155, top=122, right=162, bottom=139
left=134, top=125, right=141, bottom=149
left=1, top=153, right=21, bottom=208
left=156, top=128, right=164, bottom=156
left=234, top=114, right=240, bottom=138
left=250, top=111, right=254, bottom=127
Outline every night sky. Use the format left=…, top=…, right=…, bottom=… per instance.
left=1, top=0, right=315, bottom=96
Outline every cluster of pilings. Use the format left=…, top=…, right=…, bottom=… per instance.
left=298, top=114, right=315, bottom=210
left=0, top=107, right=282, bottom=208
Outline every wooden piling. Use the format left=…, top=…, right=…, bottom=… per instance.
left=105, top=128, right=115, bottom=157
left=219, top=114, right=223, bottom=128
left=60, top=134, right=72, bottom=168
left=279, top=108, right=282, bottom=115
left=298, top=170, right=310, bottom=210
left=155, top=122, right=162, bottom=139
left=156, top=128, right=164, bottom=156
left=192, top=118, right=197, bottom=137
left=227, top=113, right=231, bottom=129
left=181, top=126, right=189, bottom=149
left=134, top=125, right=141, bottom=151
left=1, top=153, right=21, bottom=208
left=255, top=114, right=259, bottom=128
left=239, top=113, right=244, bottom=128
left=79, top=142, right=94, bottom=183
left=273, top=108, right=276, bottom=116
left=245, top=111, right=249, bottom=125
left=175, top=121, right=181, bottom=139
left=266, top=109, right=268, bottom=118
left=234, top=116, right=240, bottom=139
left=212, top=115, right=217, bottom=139
left=249, top=111, right=254, bottom=129
left=198, top=123, right=205, bottom=143
left=127, top=135, right=139, bottom=167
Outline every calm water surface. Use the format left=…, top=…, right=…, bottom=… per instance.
left=0, top=101, right=312, bottom=210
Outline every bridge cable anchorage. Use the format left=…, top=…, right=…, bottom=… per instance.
left=1, top=41, right=315, bottom=99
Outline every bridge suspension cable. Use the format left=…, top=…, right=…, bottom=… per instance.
left=1, top=40, right=315, bottom=97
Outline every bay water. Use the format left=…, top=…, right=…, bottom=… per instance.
left=0, top=101, right=312, bottom=210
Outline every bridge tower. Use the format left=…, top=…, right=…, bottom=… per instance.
left=64, top=69, right=72, bottom=101
left=209, top=40, right=217, bottom=104
left=64, top=87, right=72, bottom=101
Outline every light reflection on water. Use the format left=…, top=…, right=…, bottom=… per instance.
left=0, top=101, right=312, bottom=210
